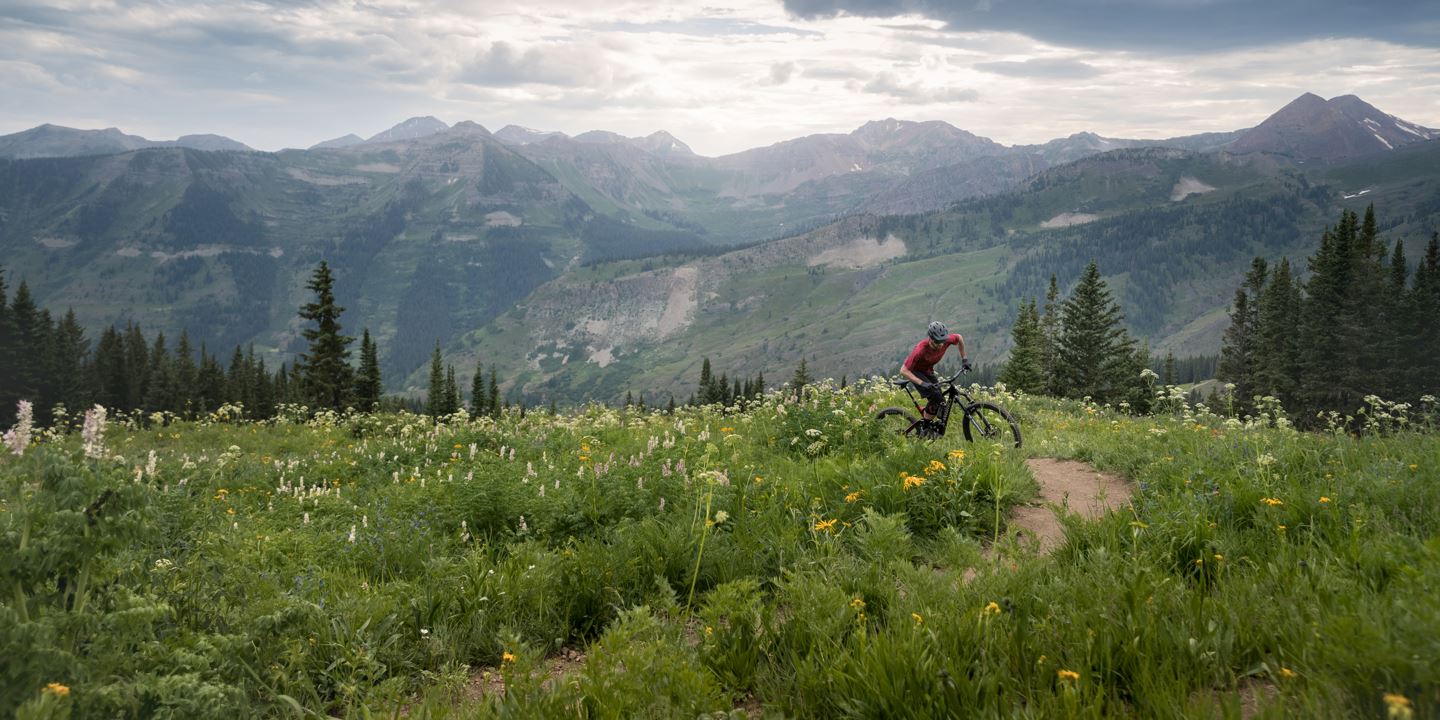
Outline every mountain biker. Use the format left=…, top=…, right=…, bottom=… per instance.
left=899, top=321, right=971, bottom=422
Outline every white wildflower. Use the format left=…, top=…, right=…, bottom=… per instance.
left=3, top=400, right=33, bottom=456
left=81, top=404, right=107, bottom=459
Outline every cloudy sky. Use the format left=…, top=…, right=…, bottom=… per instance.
left=3, top=0, right=1438, bottom=156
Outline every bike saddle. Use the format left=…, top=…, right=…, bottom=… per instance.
left=893, top=379, right=912, bottom=388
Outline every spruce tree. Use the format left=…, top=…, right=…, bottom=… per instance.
left=0, top=267, right=11, bottom=424
left=296, top=261, right=355, bottom=411
left=354, top=329, right=383, bottom=412
left=1040, top=274, right=1061, bottom=395
left=1217, top=288, right=1254, bottom=406
left=144, top=333, right=176, bottom=414
left=123, top=323, right=150, bottom=410
left=754, top=371, right=765, bottom=398
left=1055, top=262, right=1131, bottom=403
left=426, top=344, right=446, bottom=416
left=1162, top=351, right=1177, bottom=387
left=790, top=358, right=812, bottom=400
left=469, top=359, right=486, bottom=416
left=93, top=326, right=126, bottom=410
left=49, top=309, right=89, bottom=414
left=486, top=368, right=499, bottom=418
left=444, top=364, right=459, bottom=414
left=999, top=298, right=1046, bottom=394
left=174, top=330, right=198, bottom=415
left=8, top=281, right=44, bottom=407
left=1254, top=258, right=1301, bottom=407
left=698, top=358, right=714, bottom=405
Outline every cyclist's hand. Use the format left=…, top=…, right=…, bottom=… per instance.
left=920, top=381, right=936, bottom=392
left=961, top=358, right=974, bottom=372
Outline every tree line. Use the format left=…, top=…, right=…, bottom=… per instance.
left=998, top=262, right=1155, bottom=411
left=0, top=261, right=391, bottom=425
left=1217, top=206, right=1440, bottom=423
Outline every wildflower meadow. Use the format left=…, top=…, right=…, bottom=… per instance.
left=3, top=381, right=1437, bottom=718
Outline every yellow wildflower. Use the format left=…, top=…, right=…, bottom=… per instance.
left=579, top=455, right=590, bottom=462
left=814, top=518, right=837, bottom=532
left=844, top=491, right=862, bottom=503
left=1278, top=667, right=1297, bottom=679
left=720, top=427, right=734, bottom=434
left=903, top=474, right=924, bottom=490
left=502, top=651, right=517, bottom=664
left=1319, top=496, right=1331, bottom=504
left=912, top=612, right=924, bottom=626
left=754, top=476, right=764, bottom=484
left=704, top=626, right=714, bottom=636
left=924, top=460, right=946, bottom=475
left=1214, top=554, right=1224, bottom=562
left=850, top=597, right=866, bottom=610
left=1057, top=669, right=1080, bottom=681
left=1408, top=464, right=1417, bottom=471
left=453, top=443, right=462, bottom=449
left=43, top=683, right=70, bottom=697
left=948, top=449, right=966, bottom=460
left=982, top=601, right=1001, bottom=617
left=1277, top=524, right=1287, bottom=533
left=1384, top=693, right=1413, bottom=720
left=214, top=488, right=229, bottom=500
left=1261, top=497, right=1283, bottom=506
left=581, top=444, right=590, bottom=452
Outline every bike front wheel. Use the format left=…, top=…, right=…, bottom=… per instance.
left=962, top=402, right=1021, bottom=448
left=875, top=407, right=934, bottom=439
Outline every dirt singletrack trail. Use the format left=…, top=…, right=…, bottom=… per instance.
left=1013, top=458, right=1133, bottom=553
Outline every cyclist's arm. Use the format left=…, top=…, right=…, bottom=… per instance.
left=950, top=333, right=967, bottom=361
left=899, top=365, right=925, bottom=385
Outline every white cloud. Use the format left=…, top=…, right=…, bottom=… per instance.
left=0, top=0, right=1437, bottom=154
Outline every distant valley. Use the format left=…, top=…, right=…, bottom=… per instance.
left=1, top=93, right=1437, bottom=403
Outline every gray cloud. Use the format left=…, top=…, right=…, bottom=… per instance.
left=592, top=18, right=823, bottom=37
left=782, top=0, right=1440, bottom=52
left=458, top=41, right=619, bottom=88
left=973, top=58, right=1102, bottom=79
left=768, top=61, right=799, bottom=84
left=861, top=72, right=978, bottom=104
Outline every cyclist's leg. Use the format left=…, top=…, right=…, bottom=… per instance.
left=917, top=371, right=942, bottom=419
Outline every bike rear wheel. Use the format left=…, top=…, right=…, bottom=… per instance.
left=962, top=402, right=1021, bottom=448
left=875, top=407, right=935, bottom=439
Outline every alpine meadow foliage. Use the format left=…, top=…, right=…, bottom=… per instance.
left=2, top=379, right=1437, bottom=718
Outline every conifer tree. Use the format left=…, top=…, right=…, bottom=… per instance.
left=49, top=309, right=89, bottom=413
left=174, top=331, right=198, bottom=415
left=754, top=371, right=765, bottom=398
left=469, top=359, right=486, bottom=416
left=1254, top=258, right=1301, bottom=406
left=123, top=323, right=149, bottom=410
left=144, top=333, right=176, bottom=413
left=296, top=261, right=355, bottom=411
left=92, top=326, right=126, bottom=410
left=444, top=364, right=459, bottom=415
left=426, top=344, right=446, bottom=416
left=790, top=358, right=811, bottom=400
left=0, top=267, right=11, bottom=424
left=1040, top=274, right=1061, bottom=395
left=624, top=390, right=634, bottom=408
left=697, top=357, right=714, bottom=404
left=1055, top=262, right=1133, bottom=404
left=354, top=329, right=383, bottom=412
left=8, top=281, right=44, bottom=407
left=486, top=368, right=500, bottom=418
left=1162, top=351, right=1177, bottom=387
left=999, top=298, right=1046, bottom=394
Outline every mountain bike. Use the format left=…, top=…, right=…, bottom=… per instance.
left=875, top=369, right=1021, bottom=448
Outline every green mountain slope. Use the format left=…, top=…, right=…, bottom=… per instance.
left=443, top=143, right=1440, bottom=405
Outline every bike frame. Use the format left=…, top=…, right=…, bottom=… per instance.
left=900, top=370, right=974, bottom=437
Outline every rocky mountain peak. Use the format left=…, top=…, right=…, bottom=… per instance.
left=1229, top=92, right=1437, bottom=160
left=365, top=116, right=450, bottom=144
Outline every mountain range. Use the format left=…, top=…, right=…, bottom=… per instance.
left=0, top=93, right=1436, bottom=403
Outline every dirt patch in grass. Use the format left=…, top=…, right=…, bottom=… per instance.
left=1013, top=458, right=1133, bottom=554
left=465, top=648, right=587, bottom=702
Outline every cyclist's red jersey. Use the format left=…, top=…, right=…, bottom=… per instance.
left=903, top=334, right=961, bottom=375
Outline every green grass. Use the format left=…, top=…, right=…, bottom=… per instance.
left=3, top=385, right=1438, bottom=718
